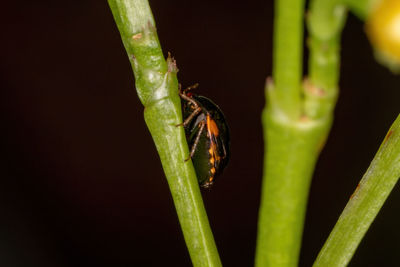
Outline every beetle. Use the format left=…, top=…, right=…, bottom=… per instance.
left=178, top=84, right=230, bottom=188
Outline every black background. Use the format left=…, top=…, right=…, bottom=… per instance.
left=1, top=1, right=400, bottom=266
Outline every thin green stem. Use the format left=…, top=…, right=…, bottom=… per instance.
left=107, top=1, right=221, bottom=266
left=344, top=0, right=380, bottom=19
left=306, top=0, right=346, bottom=119
left=308, top=1, right=400, bottom=266
left=313, top=114, right=400, bottom=267
left=272, top=0, right=305, bottom=119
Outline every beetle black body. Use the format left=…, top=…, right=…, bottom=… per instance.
left=179, top=84, right=230, bottom=188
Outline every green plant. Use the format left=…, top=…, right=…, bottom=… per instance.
left=107, top=0, right=400, bottom=266
left=107, top=1, right=221, bottom=266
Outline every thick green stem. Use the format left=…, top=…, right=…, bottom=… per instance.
left=108, top=1, right=221, bottom=266
left=313, top=114, right=400, bottom=267
left=256, top=0, right=318, bottom=266
left=256, top=0, right=347, bottom=266
left=256, top=101, right=332, bottom=267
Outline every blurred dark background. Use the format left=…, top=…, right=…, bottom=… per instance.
left=1, top=1, right=399, bottom=266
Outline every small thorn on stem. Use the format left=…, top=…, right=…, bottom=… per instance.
left=132, top=33, right=142, bottom=40
left=303, top=78, right=326, bottom=97
left=147, top=20, right=156, bottom=31
left=384, top=130, right=394, bottom=143
left=265, top=77, right=274, bottom=91
left=350, top=183, right=361, bottom=199
left=299, top=115, right=310, bottom=122
left=167, top=52, right=178, bottom=73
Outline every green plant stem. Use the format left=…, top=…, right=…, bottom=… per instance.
left=107, top=1, right=221, bottom=266
left=256, top=109, right=332, bottom=267
left=344, top=0, right=380, bottom=19
left=313, top=114, right=400, bottom=267
left=256, top=0, right=323, bottom=266
left=306, top=0, right=346, bottom=119
left=256, top=0, right=348, bottom=266
left=272, top=0, right=305, bottom=119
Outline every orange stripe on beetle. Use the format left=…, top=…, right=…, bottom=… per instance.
left=207, top=115, right=220, bottom=137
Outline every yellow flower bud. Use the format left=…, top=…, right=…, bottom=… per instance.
left=366, top=0, right=400, bottom=71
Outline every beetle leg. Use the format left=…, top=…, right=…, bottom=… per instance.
left=179, top=92, right=199, bottom=108
left=184, top=83, right=199, bottom=93
left=176, top=107, right=201, bottom=127
left=185, top=120, right=206, bottom=161
left=221, top=142, right=227, bottom=159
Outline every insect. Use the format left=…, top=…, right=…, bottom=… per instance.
left=178, top=84, right=230, bottom=188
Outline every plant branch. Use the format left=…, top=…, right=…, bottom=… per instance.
left=344, top=0, right=380, bottom=19
left=256, top=107, right=332, bottom=267
left=255, top=0, right=348, bottom=266
left=107, top=1, right=221, bottom=266
left=271, top=0, right=305, bottom=119
left=256, top=0, right=328, bottom=266
left=313, top=114, right=400, bottom=267
left=306, top=0, right=346, bottom=119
